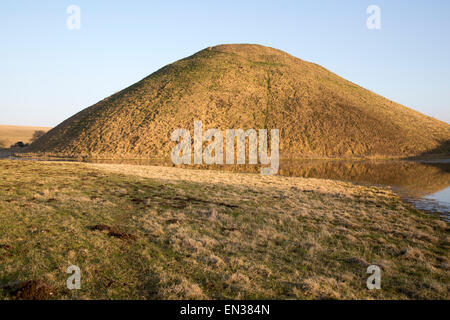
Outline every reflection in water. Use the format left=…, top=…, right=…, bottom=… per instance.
left=279, top=159, right=449, bottom=194
left=278, top=159, right=450, bottom=217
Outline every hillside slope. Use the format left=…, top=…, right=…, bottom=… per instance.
left=28, top=44, right=450, bottom=159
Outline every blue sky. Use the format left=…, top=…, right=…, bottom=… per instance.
left=1, top=0, right=449, bottom=126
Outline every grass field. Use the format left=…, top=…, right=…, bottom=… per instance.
left=0, top=160, right=448, bottom=300
left=0, top=125, right=51, bottom=149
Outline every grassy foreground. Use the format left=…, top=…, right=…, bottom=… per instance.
left=0, top=160, right=448, bottom=299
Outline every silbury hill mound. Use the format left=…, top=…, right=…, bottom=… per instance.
left=28, top=44, right=450, bottom=159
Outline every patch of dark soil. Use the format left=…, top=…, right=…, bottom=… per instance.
left=0, top=244, right=12, bottom=250
left=343, top=257, right=370, bottom=268
left=5, top=280, right=55, bottom=300
left=222, top=227, right=239, bottom=232
left=0, top=243, right=13, bottom=256
left=89, top=224, right=137, bottom=241
left=131, top=198, right=144, bottom=204
left=89, top=224, right=114, bottom=232
left=148, top=194, right=239, bottom=210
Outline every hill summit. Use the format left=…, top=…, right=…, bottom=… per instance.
left=29, top=44, right=450, bottom=159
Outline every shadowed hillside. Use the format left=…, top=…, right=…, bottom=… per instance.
left=28, top=44, right=450, bottom=159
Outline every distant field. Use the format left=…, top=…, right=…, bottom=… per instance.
left=0, top=125, right=51, bottom=148
left=27, top=44, right=450, bottom=159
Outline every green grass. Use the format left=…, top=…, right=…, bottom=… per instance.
left=0, top=160, right=448, bottom=300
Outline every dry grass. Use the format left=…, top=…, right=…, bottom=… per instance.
left=0, top=125, right=51, bottom=149
left=26, top=44, right=450, bottom=159
left=0, top=160, right=448, bottom=300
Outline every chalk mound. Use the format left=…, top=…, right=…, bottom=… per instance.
left=29, top=44, right=450, bottom=159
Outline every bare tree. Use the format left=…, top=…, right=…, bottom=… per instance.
left=31, top=130, right=46, bottom=142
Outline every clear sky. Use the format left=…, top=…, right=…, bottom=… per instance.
left=1, top=0, right=449, bottom=127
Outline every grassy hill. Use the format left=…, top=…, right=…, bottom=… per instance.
left=28, top=44, right=450, bottom=159
left=0, top=125, right=51, bottom=149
